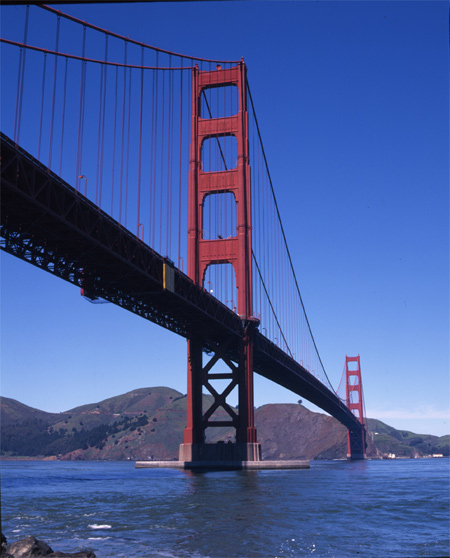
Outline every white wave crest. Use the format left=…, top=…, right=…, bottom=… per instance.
left=88, top=524, right=112, bottom=530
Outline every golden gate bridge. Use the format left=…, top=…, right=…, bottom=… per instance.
left=1, top=4, right=366, bottom=466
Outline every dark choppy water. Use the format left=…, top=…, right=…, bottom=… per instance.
left=1, top=459, right=449, bottom=557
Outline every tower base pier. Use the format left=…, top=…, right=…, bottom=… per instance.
left=346, top=452, right=366, bottom=461
left=179, top=442, right=261, bottom=463
left=136, top=441, right=309, bottom=470
left=136, top=458, right=310, bottom=471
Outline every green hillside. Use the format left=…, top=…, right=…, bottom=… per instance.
left=1, top=390, right=448, bottom=460
left=366, top=418, right=449, bottom=457
left=0, top=388, right=234, bottom=460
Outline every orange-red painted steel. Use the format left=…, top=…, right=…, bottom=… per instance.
left=185, top=62, right=257, bottom=449
left=345, top=355, right=367, bottom=459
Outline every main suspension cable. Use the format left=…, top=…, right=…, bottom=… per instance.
left=0, top=38, right=194, bottom=70
left=40, top=4, right=240, bottom=65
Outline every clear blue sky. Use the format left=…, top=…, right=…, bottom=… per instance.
left=1, top=1, right=449, bottom=437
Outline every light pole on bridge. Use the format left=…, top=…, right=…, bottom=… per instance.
left=78, top=175, right=87, bottom=196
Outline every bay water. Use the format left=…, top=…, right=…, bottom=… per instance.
left=2, top=459, right=449, bottom=557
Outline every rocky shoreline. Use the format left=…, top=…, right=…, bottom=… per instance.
left=1, top=534, right=96, bottom=558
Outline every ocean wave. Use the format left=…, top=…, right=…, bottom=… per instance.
left=88, top=524, right=112, bottom=530
left=87, top=536, right=111, bottom=541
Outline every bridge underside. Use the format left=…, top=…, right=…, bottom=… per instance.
left=0, top=133, right=366, bottom=459
left=0, top=133, right=242, bottom=347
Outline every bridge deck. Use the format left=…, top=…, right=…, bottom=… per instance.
left=0, top=133, right=363, bottom=435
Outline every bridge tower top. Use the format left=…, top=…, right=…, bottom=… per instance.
left=345, top=355, right=364, bottom=422
left=187, top=60, right=252, bottom=318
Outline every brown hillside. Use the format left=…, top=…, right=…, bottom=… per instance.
left=2, top=389, right=431, bottom=461
left=256, top=404, right=348, bottom=460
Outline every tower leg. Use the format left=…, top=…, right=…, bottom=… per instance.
left=179, top=336, right=204, bottom=461
left=237, top=319, right=260, bottom=461
left=347, top=428, right=366, bottom=461
left=179, top=328, right=261, bottom=463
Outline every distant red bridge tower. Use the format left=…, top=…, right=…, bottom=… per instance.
left=345, top=355, right=367, bottom=460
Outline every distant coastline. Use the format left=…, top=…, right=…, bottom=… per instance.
left=1, top=387, right=449, bottom=461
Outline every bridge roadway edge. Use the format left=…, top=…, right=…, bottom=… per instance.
left=0, top=133, right=366, bottom=455
left=135, top=460, right=310, bottom=470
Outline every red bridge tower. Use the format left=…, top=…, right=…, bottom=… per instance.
left=179, top=61, right=261, bottom=462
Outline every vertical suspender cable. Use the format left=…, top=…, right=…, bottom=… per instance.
left=254, top=112, right=260, bottom=320
left=76, top=26, right=87, bottom=189
left=59, top=57, right=68, bottom=177
left=96, top=63, right=103, bottom=205
left=169, top=61, right=175, bottom=257
left=137, top=46, right=144, bottom=238
left=125, top=66, right=132, bottom=229
left=152, top=53, right=159, bottom=247
left=149, top=67, right=155, bottom=246
left=278, top=211, right=282, bottom=343
left=159, top=70, right=165, bottom=254
left=48, top=15, right=60, bottom=169
left=98, top=35, right=109, bottom=209
left=177, top=59, right=184, bottom=268
left=255, top=130, right=260, bottom=322
left=119, top=42, right=128, bottom=225
left=14, top=4, right=29, bottom=144
left=149, top=66, right=155, bottom=245
left=261, top=156, right=266, bottom=330
left=166, top=56, right=173, bottom=256
left=37, top=53, right=47, bottom=160
left=111, top=64, right=119, bottom=217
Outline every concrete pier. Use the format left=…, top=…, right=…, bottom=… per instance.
left=135, top=460, right=310, bottom=470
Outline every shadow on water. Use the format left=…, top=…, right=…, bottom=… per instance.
left=168, top=469, right=276, bottom=557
